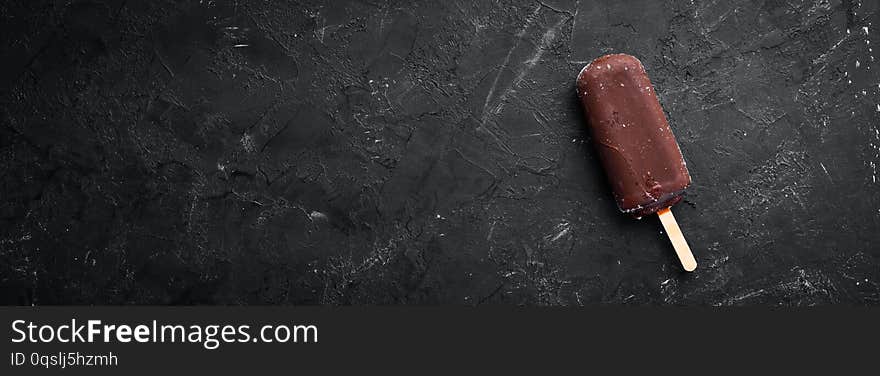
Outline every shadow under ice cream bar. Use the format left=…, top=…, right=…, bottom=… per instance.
left=576, top=53, right=697, bottom=272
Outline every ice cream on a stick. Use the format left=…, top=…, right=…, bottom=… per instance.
left=576, top=53, right=696, bottom=271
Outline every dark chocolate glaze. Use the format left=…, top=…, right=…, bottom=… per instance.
left=576, top=54, right=690, bottom=217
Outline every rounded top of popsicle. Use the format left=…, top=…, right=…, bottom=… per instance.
left=576, top=54, right=646, bottom=98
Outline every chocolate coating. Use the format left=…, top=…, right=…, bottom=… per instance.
left=576, top=54, right=690, bottom=217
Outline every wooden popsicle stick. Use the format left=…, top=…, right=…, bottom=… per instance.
left=657, top=207, right=697, bottom=272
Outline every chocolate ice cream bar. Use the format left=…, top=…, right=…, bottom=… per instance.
left=576, top=53, right=696, bottom=271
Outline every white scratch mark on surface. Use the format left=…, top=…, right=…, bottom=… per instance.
left=480, top=5, right=541, bottom=123
left=487, top=221, right=496, bottom=241
left=481, top=8, right=570, bottom=126
left=812, top=33, right=848, bottom=75
left=819, top=162, right=832, bottom=182
left=308, top=211, right=327, bottom=221
left=546, top=221, right=571, bottom=243
left=516, top=17, right=565, bottom=81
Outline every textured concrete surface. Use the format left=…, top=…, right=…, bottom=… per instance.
left=1, top=0, right=878, bottom=305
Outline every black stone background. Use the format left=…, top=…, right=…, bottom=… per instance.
left=1, top=0, right=878, bottom=305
